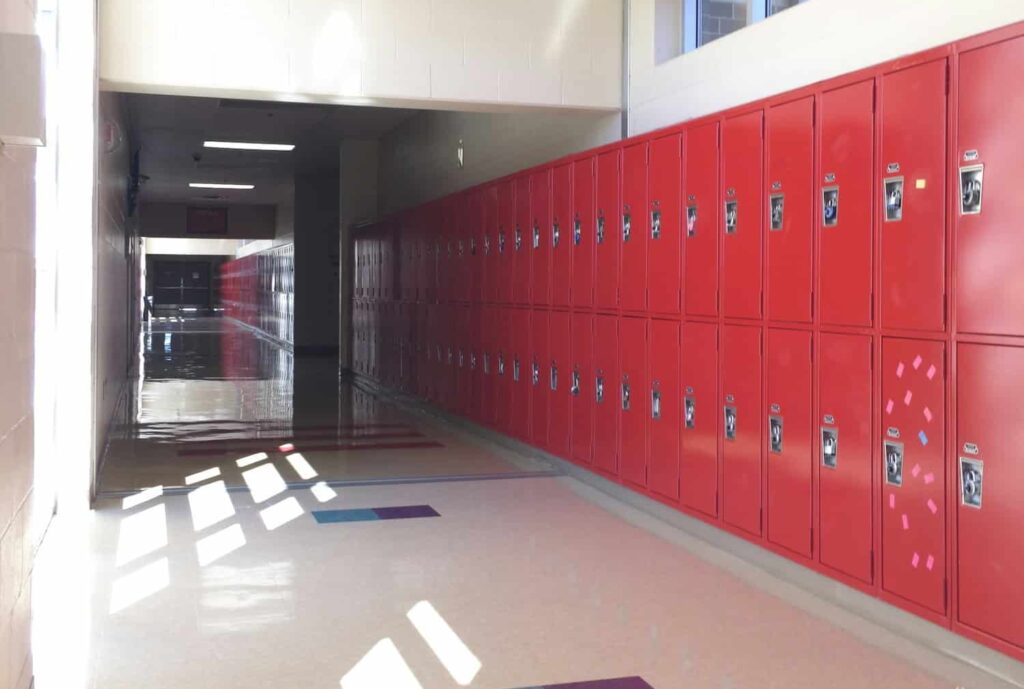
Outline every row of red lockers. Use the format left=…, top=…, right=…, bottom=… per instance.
left=349, top=24, right=1024, bottom=663
left=353, top=301, right=1023, bottom=660
left=355, top=27, right=1024, bottom=338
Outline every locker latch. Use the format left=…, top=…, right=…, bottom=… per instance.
left=573, top=214, right=582, bottom=246
left=550, top=362, right=558, bottom=391
left=883, top=176, right=904, bottom=222
left=686, top=205, right=697, bottom=238
left=498, top=230, right=506, bottom=254
left=498, top=352, right=505, bottom=376
left=513, top=357, right=520, bottom=382
left=884, top=440, right=904, bottom=486
left=532, top=222, right=541, bottom=250
left=960, top=457, right=983, bottom=508
left=769, top=194, right=784, bottom=231
left=514, top=225, right=522, bottom=251
left=458, top=239, right=465, bottom=257
left=552, top=221, right=560, bottom=248
left=769, top=414, right=783, bottom=453
left=483, top=353, right=491, bottom=374
left=571, top=367, right=581, bottom=396
left=959, top=164, right=984, bottom=215
left=470, top=237, right=477, bottom=255
left=651, top=384, right=661, bottom=420
left=531, top=360, right=540, bottom=386
left=724, top=405, right=737, bottom=441
left=621, top=376, right=631, bottom=411
left=685, top=396, right=695, bottom=429
left=458, top=349, right=464, bottom=368
left=484, top=234, right=491, bottom=255
left=470, top=352, right=477, bottom=370
left=447, top=346, right=453, bottom=365
left=622, top=205, right=632, bottom=242
left=595, top=373, right=605, bottom=403
left=724, top=200, right=738, bottom=235
left=821, top=427, right=838, bottom=469
left=651, top=201, right=661, bottom=240
left=597, top=210, right=606, bottom=244
left=822, top=186, right=839, bottom=227
left=447, top=240, right=453, bottom=258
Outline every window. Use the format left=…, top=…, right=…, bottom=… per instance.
left=654, top=0, right=811, bottom=61
left=769, top=0, right=807, bottom=15
left=699, top=0, right=754, bottom=47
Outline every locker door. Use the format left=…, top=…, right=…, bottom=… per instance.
left=879, top=60, right=946, bottom=332
left=495, top=308, right=512, bottom=433
left=466, top=190, right=482, bottom=304
left=482, top=185, right=499, bottom=304
left=766, top=328, right=813, bottom=558
left=766, top=97, right=814, bottom=323
left=479, top=307, right=492, bottom=426
left=595, top=149, right=621, bottom=310
left=881, top=337, right=945, bottom=613
left=531, top=169, right=552, bottom=306
left=513, top=175, right=532, bottom=305
left=530, top=310, right=549, bottom=447
left=572, top=157, right=596, bottom=308
left=459, top=305, right=474, bottom=414
left=722, top=111, right=764, bottom=319
left=496, top=180, right=515, bottom=304
left=818, top=333, right=873, bottom=583
left=957, top=37, right=1024, bottom=337
left=592, top=314, right=619, bottom=475
left=649, top=319, right=681, bottom=500
left=621, top=143, right=649, bottom=312
left=470, top=306, right=482, bottom=422
left=722, top=324, right=762, bottom=535
left=619, top=317, right=648, bottom=487
left=681, top=322, right=718, bottom=516
left=957, top=343, right=1024, bottom=649
left=551, top=162, right=573, bottom=307
left=571, top=313, right=593, bottom=465
left=548, top=311, right=571, bottom=457
left=440, top=201, right=455, bottom=304
left=511, top=308, right=531, bottom=439
left=685, top=123, right=720, bottom=317
left=453, top=197, right=468, bottom=303
left=820, top=79, right=873, bottom=327
left=649, top=134, right=682, bottom=314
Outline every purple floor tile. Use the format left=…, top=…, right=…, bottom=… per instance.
left=372, top=504, right=440, bottom=520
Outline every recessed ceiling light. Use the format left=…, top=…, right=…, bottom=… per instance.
left=203, top=141, right=295, bottom=151
left=189, top=182, right=255, bottom=190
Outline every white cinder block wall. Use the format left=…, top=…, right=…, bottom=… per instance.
left=628, top=0, right=1024, bottom=135
left=98, top=0, right=623, bottom=111
left=0, top=4, right=38, bottom=689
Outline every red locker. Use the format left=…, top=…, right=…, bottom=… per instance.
left=551, top=162, right=573, bottom=307
left=548, top=311, right=571, bottom=458
left=571, top=313, right=593, bottom=466
left=621, top=143, right=648, bottom=312
left=649, top=319, right=680, bottom=500
left=469, top=306, right=483, bottom=422
left=684, top=122, right=720, bottom=317
left=722, top=111, right=764, bottom=320
left=766, top=328, right=813, bottom=558
left=681, top=322, right=718, bottom=516
left=881, top=337, right=945, bottom=614
left=819, top=80, right=873, bottom=327
left=722, top=324, right=762, bottom=535
left=466, top=190, right=483, bottom=304
left=530, top=310, right=549, bottom=447
left=439, top=200, right=456, bottom=304
left=510, top=308, right=531, bottom=439
left=513, top=175, right=531, bottom=305
left=619, top=317, right=648, bottom=487
left=481, top=185, right=499, bottom=304
left=531, top=169, right=552, bottom=306
left=956, top=343, right=1024, bottom=649
left=818, top=332, right=873, bottom=583
left=956, top=37, right=1024, bottom=337
left=595, top=149, right=620, bottom=310
left=592, top=314, right=619, bottom=475
left=495, top=308, right=512, bottom=433
left=479, top=307, right=494, bottom=426
left=879, top=60, right=946, bottom=332
left=572, top=157, right=595, bottom=308
left=496, top=180, right=515, bottom=304
left=649, top=134, right=682, bottom=314
left=766, top=97, right=814, bottom=323
left=454, top=195, right=469, bottom=303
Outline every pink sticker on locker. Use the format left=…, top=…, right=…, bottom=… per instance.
left=904, top=390, right=913, bottom=405
left=926, top=364, right=937, bottom=380
left=927, top=498, right=938, bottom=514
left=889, top=493, right=896, bottom=509
left=913, top=355, right=923, bottom=370
left=926, top=555, right=935, bottom=571
left=912, top=463, right=921, bottom=478
left=923, top=472, right=935, bottom=484
left=902, top=513, right=910, bottom=530
left=911, top=552, right=920, bottom=568
left=896, top=362, right=905, bottom=378
left=923, top=406, right=933, bottom=423
left=886, top=399, right=895, bottom=415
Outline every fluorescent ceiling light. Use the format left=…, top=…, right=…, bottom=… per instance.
left=189, top=182, right=254, bottom=190
left=204, top=140, right=295, bottom=151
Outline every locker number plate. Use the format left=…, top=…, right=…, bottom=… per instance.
left=960, top=457, right=983, bottom=509
left=821, top=427, right=838, bottom=469
left=885, top=440, right=904, bottom=486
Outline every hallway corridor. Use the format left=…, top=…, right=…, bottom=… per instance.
left=42, top=318, right=973, bottom=689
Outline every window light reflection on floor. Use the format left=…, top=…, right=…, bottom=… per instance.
left=185, top=466, right=221, bottom=485
left=236, top=451, right=269, bottom=468
left=310, top=481, right=337, bottom=503
left=340, top=638, right=424, bottom=689
left=109, top=557, right=170, bottom=614
left=196, top=523, right=246, bottom=566
left=259, top=496, right=303, bottom=530
left=242, top=463, right=288, bottom=503
left=285, top=452, right=317, bottom=480
left=187, top=480, right=236, bottom=532
left=115, top=503, right=167, bottom=567
left=121, top=485, right=164, bottom=510
left=406, top=601, right=482, bottom=685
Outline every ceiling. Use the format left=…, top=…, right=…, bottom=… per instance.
left=124, top=93, right=419, bottom=206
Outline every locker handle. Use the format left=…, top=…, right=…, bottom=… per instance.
left=550, top=362, right=558, bottom=391
left=622, top=206, right=632, bottom=242
left=531, top=360, right=540, bottom=386
left=514, top=225, right=522, bottom=251
left=532, top=223, right=541, bottom=250
left=960, top=457, right=984, bottom=508
left=483, top=353, right=490, bottom=375
left=552, top=221, right=560, bottom=248
left=484, top=234, right=491, bottom=255
left=651, top=207, right=661, bottom=240
left=571, top=367, right=581, bottom=396
left=573, top=214, right=582, bottom=246
left=498, top=230, right=506, bottom=254
left=469, top=352, right=476, bottom=370
left=513, top=357, right=520, bottom=382
left=595, top=374, right=604, bottom=403
left=651, top=388, right=661, bottom=420
left=621, top=378, right=631, bottom=411
left=498, top=352, right=505, bottom=376
left=596, top=211, right=606, bottom=244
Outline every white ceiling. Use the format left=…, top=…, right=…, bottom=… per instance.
left=125, top=93, right=419, bottom=206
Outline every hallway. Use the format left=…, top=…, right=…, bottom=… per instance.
left=56, top=318, right=962, bottom=689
